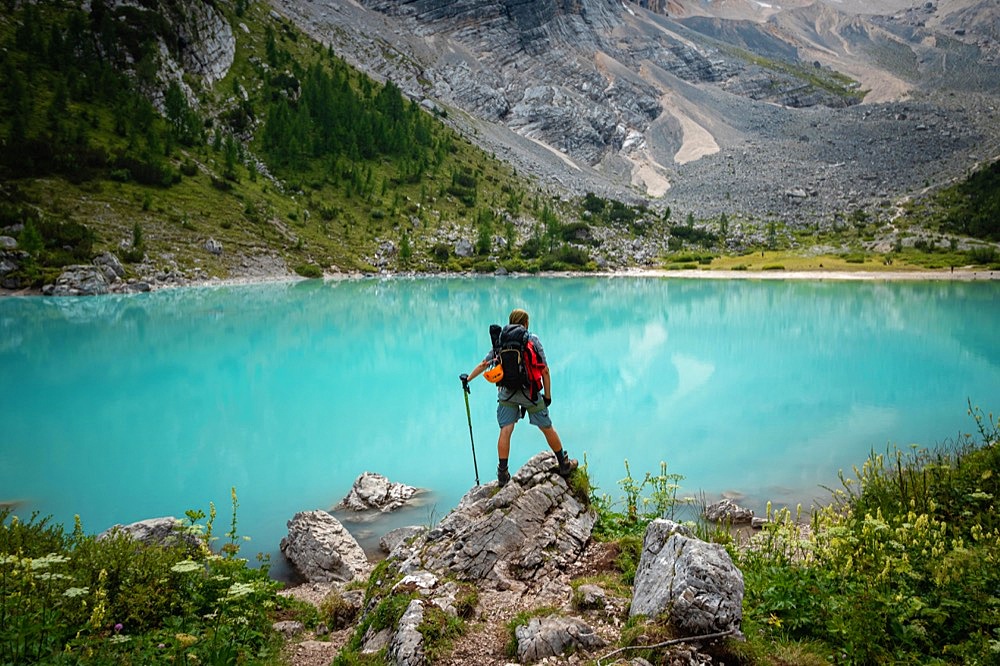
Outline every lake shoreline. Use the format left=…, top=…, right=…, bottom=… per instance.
left=1, top=266, right=998, bottom=297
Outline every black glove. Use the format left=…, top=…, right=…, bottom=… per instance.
left=543, top=395, right=552, bottom=407
left=460, top=373, right=470, bottom=393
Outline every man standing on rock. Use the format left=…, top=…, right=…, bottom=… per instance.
left=461, top=308, right=577, bottom=487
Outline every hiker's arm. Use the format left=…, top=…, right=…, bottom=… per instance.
left=466, top=358, right=490, bottom=382
left=541, top=367, right=552, bottom=400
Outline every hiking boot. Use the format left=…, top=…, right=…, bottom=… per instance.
left=556, top=453, right=578, bottom=477
left=497, top=465, right=511, bottom=487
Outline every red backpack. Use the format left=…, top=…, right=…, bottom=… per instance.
left=491, top=323, right=544, bottom=401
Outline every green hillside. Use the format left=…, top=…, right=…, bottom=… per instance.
left=2, top=0, right=997, bottom=289
left=0, top=0, right=613, bottom=287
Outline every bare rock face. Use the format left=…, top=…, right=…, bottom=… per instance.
left=48, top=265, right=110, bottom=296
left=391, top=451, right=595, bottom=588
left=105, top=0, right=235, bottom=111
left=515, top=615, right=606, bottom=662
left=280, top=510, right=372, bottom=583
left=630, top=518, right=744, bottom=637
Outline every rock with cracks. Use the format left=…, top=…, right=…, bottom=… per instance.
left=630, top=519, right=744, bottom=637
left=280, top=510, right=372, bottom=583
left=515, top=615, right=606, bottom=663
left=336, top=471, right=421, bottom=513
left=392, top=451, right=595, bottom=588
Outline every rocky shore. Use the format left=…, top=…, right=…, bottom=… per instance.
left=271, top=456, right=750, bottom=666
left=2, top=262, right=997, bottom=299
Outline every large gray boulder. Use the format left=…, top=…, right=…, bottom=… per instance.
left=336, top=472, right=420, bottom=513
left=93, top=252, right=125, bottom=281
left=392, top=451, right=594, bottom=587
left=630, top=519, right=744, bottom=636
left=280, top=510, right=372, bottom=583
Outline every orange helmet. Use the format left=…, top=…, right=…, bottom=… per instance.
left=484, top=363, right=504, bottom=383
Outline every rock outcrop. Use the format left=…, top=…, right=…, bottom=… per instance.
left=630, top=519, right=744, bottom=637
left=46, top=265, right=111, bottom=296
left=391, top=451, right=595, bottom=588
left=336, top=472, right=421, bottom=513
left=280, top=510, right=373, bottom=583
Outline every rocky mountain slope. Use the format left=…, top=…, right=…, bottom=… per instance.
left=273, top=0, right=1000, bottom=222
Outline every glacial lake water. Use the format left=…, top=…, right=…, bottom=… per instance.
left=2, top=276, right=998, bottom=580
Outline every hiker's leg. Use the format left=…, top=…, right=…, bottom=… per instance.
left=498, top=423, right=515, bottom=459
left=539, top=425, right=563, bottom=454
left=496, top=423, right=515, bottom=487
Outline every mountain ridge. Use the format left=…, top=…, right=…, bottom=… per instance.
left=274, top=0, right=1000, bottom=218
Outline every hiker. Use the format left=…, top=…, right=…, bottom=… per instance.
left=460, top=308, right=577, bottom=487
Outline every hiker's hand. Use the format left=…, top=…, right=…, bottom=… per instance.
left=460, top=373, right=470, bottom=393
left=543, top=395, right=552, bottom=407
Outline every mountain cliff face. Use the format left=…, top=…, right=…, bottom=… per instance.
left=273, top=0, right=999, bottom=221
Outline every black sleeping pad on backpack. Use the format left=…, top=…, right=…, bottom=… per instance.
left=496, top=324, right=530, bottom=393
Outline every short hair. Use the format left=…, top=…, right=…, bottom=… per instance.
left=509, top=308, right=529, bottom=327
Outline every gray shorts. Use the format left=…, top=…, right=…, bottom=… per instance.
left=496, top=390, right=552, bottom=429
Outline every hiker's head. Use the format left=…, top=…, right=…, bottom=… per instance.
left=509, top=309, right=529, bottom=327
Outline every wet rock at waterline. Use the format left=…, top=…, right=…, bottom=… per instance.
left=335, top=471, right=422, bottom=513
left=703, top=498, right=755, bottom=524
left=280, top=510, right=372, bottom=583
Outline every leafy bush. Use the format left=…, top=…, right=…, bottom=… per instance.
left=539, top=244, right=590, bottom=270
left=590, top=460, right=688, bottom=541
left=670, top=224, right=717, bottom=245
left=938, top=159, right=1000, bottom=240
left=968, top=246, right=998, bottom=265
left=0, top=490, right=286, bottom=665
left=294, top=263, right=323, bottom=278
left=734, top=403, right=1000, bottom=664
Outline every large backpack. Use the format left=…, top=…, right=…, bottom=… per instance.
left=493, top=323, right=542, bottom=400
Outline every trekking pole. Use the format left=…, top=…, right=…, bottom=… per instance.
left=460, top=377, right=480, bottom=486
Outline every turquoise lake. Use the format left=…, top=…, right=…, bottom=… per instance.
left=2, top=277, right=998, bottom=579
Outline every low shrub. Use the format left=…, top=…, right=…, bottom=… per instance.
left=0, top=490, right=285, bottom=665
left=733, top=403, right=1000, bottom=664
left=294, top=263, right=323, bottom=278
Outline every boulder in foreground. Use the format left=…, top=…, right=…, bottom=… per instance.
left=280, top=510, right=372, bottom=583
left=630, top=518, right=744, bottom=637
